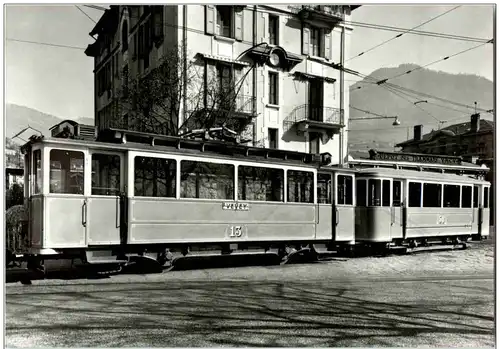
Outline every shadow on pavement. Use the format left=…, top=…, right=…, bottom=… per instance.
left=5, top=277, right=494, bottom=347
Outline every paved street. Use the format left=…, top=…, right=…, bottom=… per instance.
left=6, top=242, right=495, bottom=347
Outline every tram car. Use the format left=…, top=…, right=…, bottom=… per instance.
left=9, top=121, right=357, bottom=273
left=348, top=150, right=491, bottom=252
left=7, top=121, right=491, bottom=275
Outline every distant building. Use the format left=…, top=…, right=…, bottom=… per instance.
left=84, top=5, right=360, bottom=164
left=6, top=167, right=24, bottom=189
left=395, top=113, right=494, bottom=164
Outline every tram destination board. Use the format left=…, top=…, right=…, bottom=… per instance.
left=369, top=150, right=462, bottom=165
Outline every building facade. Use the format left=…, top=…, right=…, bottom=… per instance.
left=85, top=5, right=359, bottom=165
left=395, top=113, right=494, bottom=163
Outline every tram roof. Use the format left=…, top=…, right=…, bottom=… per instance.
left=353, top=166, right=489, bottom=184
left=21, top=132, right=336, bottom=169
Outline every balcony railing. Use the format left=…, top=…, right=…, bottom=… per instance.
left=284, top=104, right=344, bottom=134
left=289, top=5, right=345, bottom=26
left=208, top=94, right=257, bottom=119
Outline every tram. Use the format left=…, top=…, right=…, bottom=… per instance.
left=6, top=120, right=491, bottom=275
left=348, top=150, right=491, bottom=252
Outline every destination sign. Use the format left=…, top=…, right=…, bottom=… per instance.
left=222, top=202, right=249, bottom=211
left=369, top=151, right=462, bottom=165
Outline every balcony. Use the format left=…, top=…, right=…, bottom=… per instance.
left=283, top=104, right=344, bottom=138
left=290, top=5, right=345, bottom=28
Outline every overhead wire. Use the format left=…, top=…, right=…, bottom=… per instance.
left=346, top=5, right=461, bottom=62
left=6, top=38, right=87, bottom=50
left=75, top=5, right=97, bottom=24
left=350, top=40, right=492, bottom=91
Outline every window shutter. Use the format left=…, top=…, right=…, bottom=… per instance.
left=234, top=8, right=243, bottom=41
left=205, top=5, right=215, bottom=35
left=302, top=24, right=310, bottom=55
left=324, top=30, right=331, bottom=59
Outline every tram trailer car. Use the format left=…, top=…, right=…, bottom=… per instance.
left=350, top=157, right=491, bottom=252
left=9, top=126, right=358, bottom=273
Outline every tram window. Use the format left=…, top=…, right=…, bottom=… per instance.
left=356, top=179, right=366, bottom=206
left=461, top=186, right=472, bottom=208
left=33, top=150, right=42, bottom=194
left=443, top=184, right=460, bottom=208
left=382, top=180, right=391, bottom=207
left=484, top=187, right=489, bottom=208
left=423, top=183, right=442, bottom=208
left=92, top=154, right=120, bottom=195
left=368, top=179, right=381, bottom=206
left=134, top=156, right=176, bottom=197
left=392, top=180, right=402, bottom=206
left=181, top=160, right=234, bottom=200
left=317, top=173, right=332, bottom=204
left=238, top=166, right=284, bottom=202
left=287, top=170, right=314, bottom=203
left=473, top=186, right=479, bottom=208
left=49, top=149, right=84, bottom=195
left=337, top=175, right=353, bottom=205
left=408, top=182, right=422, bottom=207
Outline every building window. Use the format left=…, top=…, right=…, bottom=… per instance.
left=217, top=63, right=233, bottom=95
left=309, top=133, right=320, bottom=154
left=268, top=128, right=278, bottom=149
left=311, top=27, right=321, bottom=57
left=268, top=72, right=278, bottom=105
left=122, top=20, right=128, bottom=52
left=269, top=15, right=279, bottom=45
left=216, top=6, right=232, bottom=37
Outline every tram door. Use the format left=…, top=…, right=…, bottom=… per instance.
left=316, top=172, right=334, bottom=240
left=86, top=151, right=124, bottom=245
left=390, top=179, right=404, bottom=239
left=333, top=173, right=355, bottom=242
left=473, top=185, right=490, bottom=239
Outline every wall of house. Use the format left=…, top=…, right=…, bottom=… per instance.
left=90, top=5, right=355, bottom=164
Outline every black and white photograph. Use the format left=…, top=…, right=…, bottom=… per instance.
left=4, top=3, right=495, bottom=347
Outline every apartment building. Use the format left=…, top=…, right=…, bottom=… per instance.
left=85, top=5, right=359, bottom=164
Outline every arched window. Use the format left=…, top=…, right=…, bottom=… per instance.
left=122, top=20, right=128, bottom=52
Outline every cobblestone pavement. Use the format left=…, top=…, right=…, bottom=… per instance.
left=7, top=241, right=493, bottom=287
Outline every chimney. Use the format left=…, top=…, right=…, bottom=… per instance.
left=471, top=113, right=480, bottom=133
left=414, top=125, right=423, bottom=141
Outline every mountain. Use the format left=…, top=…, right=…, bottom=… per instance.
left=348, top=64, right=494, bottom=153
left=5, top=104, right=94, bottom=143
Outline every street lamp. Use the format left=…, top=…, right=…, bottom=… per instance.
left=349, top=116, right=401, bottom=126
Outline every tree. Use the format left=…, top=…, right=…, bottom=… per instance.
left=6, top=183, right=24, bottom=210
left=116, top=42, right=256, bottom=141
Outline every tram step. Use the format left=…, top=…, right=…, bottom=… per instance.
left=85, top=258, right=128, bottom=265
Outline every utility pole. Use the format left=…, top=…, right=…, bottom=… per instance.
left=339, top=8, right=346, bottom=167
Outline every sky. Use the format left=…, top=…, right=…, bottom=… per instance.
left=4, top=4, right=495, bottom=120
